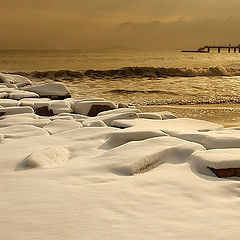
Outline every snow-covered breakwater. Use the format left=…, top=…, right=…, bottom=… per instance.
left=1, top=73, right=240, bottom=240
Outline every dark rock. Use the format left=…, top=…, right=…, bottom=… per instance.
left=35, top=106, right=54, bottom=116
left=208, top=167, right=240, bottom=178
left=88, top=105, right=115, bottom=117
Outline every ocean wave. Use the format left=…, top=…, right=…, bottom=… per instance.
left=12, top=66, right=240, bottom=80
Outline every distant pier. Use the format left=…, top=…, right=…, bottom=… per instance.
left=182, top=45, right=240, bottom=53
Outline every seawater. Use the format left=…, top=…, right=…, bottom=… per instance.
left=1, top=49, right=240, bottom=107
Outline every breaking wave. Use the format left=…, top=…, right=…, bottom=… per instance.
left=13, top=66, right=240, bottom=80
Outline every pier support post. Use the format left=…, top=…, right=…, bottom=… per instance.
left=207, top=48, right=210, bottom=53
left=228, top=48, right=231, bottom=53
left=218, top=48, right=220, bottom=53
left=234, top=48, right=236, bottom=53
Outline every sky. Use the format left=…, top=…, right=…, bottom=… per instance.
left=0, top=0, right=240, bottom=50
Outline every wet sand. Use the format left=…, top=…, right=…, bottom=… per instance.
left=138, top=103, right=240, bottom=127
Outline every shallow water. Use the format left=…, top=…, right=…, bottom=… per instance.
left=1, top=49, right=240, bottom=124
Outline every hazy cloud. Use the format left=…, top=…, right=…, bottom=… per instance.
left=0, top=0, right=240, bottom=49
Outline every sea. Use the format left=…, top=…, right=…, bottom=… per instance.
left=1, top=49, right=240, bottom=125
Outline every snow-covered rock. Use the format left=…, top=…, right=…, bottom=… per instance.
left=0, top=117, right=51, bottom=128
left=20, top=98, right=51, bottom=107
left=101, top=128, right=168, bottom=149
left=0, top=106, right=34, bottom=116
left=25, top=147, right=70, bottom=168
left=97, top=108, right=141, bottom=116
left=0, top=73, right=32, bottom=87
left=190, top=149, right=240, bottom=177
left=33, top=100, right=72, bottom=115
left=82, top=120, right=107, bottom=127
left=72, top=100, right=117, bottom=116
left=0, top=99, right=20, bottom=107
left=8, top=90, right=39, bottom=100
left=98, top=136, right=205, bottom=175
left=138, top=113, right=162, bottom=120
left=23, top=83, right=71, bottom=99
left=0, top=125, right=50, bottom=139
left=164, top=128, right=240, bottom=149
left=158, top=111, right=177, bottom=120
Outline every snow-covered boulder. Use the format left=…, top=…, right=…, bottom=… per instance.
left=97, top=108, right=141, bottom=116
left=33, top=100, right=72, bottom=116
left=0, top=73, right=32, bottom=87
left=8, top=90, right=39, bottom=100
left=23, top=83, right=71, bottom=100
left=164, top=128, right=240, bottom=149
left=98, top=136, right=205, bottom=175
left=72, top=100, right=117, bottom=116
left=0, top=99, right=20, bottom=107
left=0, top=125, right=50, bottom=139
left=0, top=106, right=34, bottom=116
left=190, top=149, right=240, bottom=178
left=20, top=98, right=51, bottom=107
left=158, top=111, right=177, bottom=120
left=24, top=147, right=70, bottom=168
left=138, top=113, right=162, bottom=120
left=96, top=112, right=139, bottom=126
left=0, top=83, right=18, bottom=89
left=44, top=119, right=83, bottom=135
left=82, top=120, right=107, bottom=127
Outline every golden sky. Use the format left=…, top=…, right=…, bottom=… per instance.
left=0, top=0, right=240, bottom=50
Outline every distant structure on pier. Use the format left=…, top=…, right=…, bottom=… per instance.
left=182, top=44, right=240, bottom=53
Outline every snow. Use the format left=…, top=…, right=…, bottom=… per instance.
left=43, top=119, right=83, bottom=135
left=111, top=118, right=223, bottom=131
left=1, top=90, right=240, bottom=240
left=25, top=147, right=70, bottom=168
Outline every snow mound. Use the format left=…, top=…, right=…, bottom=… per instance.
left=44, top=119, right=83, bottom=135
left=23, top=83, right=71, bottom=99
left=111, top=118, right=223, bottom=132
left=98, top=136, right=205, bottom=175
left=0, top=73, right=32, bottom=87
left=0, top=99, right=20, bottom=107
left=101, top=128, right=168, bottom=149
left=164, top=128, right=240, bottom=149
left=25, top=147, right=70, bottom=168
left=0, top=125, right=50, bottom=139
